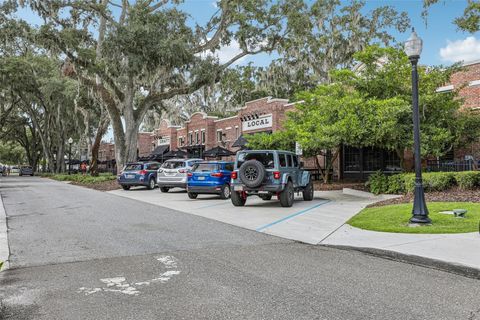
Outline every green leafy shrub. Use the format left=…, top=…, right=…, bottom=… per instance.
left=386, top=174, right=405, bottom=194
left=423, top=172, right=455, bottom=192
left=366, top=171, right=389, bottom=195
left=455, top=171, right=480, bottom=190
left=49, top=173, right=116, bottom=184
left=367, top=171, right=480, bottom=194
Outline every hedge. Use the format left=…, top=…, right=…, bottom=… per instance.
left=367, top=171, right=480, bottom=195
left=48, top=173, right=116, bottom=184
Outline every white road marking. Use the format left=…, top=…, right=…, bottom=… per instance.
left=77, top=255, right=181, bottom=296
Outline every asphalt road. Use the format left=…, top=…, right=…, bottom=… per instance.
left=1, top=176, right=480, bottom=320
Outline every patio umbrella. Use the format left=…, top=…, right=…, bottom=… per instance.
left=163, top=149, right=188, bottom=158
left=203, top=146, right=235, bottom=158
left=232, top=135, right=248, bottom=149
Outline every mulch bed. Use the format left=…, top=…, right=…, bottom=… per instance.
left=368, top=187, right=480, bottom=207
left=313, top=181, right=367, bottom=191
left=70, top=179, right=121, bottom=192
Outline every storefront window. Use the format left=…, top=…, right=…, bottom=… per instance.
left=363, top=147, right=382, bottom=171
left=344, top=146, right=361, bottom=172
left=384, top=150, right=402, bottom=172
left=343, top=146, right=402, bottom=174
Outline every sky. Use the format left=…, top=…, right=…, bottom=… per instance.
left=14, top=0, right=480, bottom=67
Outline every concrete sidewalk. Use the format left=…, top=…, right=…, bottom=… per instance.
left=108, top=188, right=396, bottom=244
left=321, top=224, right=480, bottom=272
left=0, top=192, right=9, bottom=270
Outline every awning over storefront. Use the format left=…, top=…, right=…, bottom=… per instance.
left=232, top=135, right=247, bottom=148
left=151, top=145, right=169, bottom=156
left=163, top=149, right=188, bottom=158
left=203, top=146, right=236, bottom=158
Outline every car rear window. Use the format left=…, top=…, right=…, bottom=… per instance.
left=162, top=161, right=185, bottom=169
left=237, top=152, right=275, bottom=169
left=193, top=163, right=219, bottom=172
left=124, top=164, right=142, bottom=171
left=146, top=163, right=160, bottom=170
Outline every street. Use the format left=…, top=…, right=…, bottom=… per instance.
left=1, top=176, right=480, bottom=320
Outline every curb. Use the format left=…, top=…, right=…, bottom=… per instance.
left=322, top=244, right=480, bottom=280
left=342, top=188, right=376, bottom=198
left=0, top=192, right=9, bottom=271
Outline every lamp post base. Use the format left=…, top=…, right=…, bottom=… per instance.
left=409, top=182, right=431, bottom=224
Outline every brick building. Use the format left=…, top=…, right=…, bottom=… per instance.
left=137, top=132, right=155, bottom=157
left=98, top=61, right=479, bottom=178
left=437, top=60, right=480, bottom=161
left=151, top=97, right=297, bottom=161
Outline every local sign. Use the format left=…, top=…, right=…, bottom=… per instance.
left=157, top=137, right=170, bottom=145
left=242, top=114, right=273, bottom=132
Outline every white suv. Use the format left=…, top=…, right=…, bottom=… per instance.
left=157, top=158, right=203, bottom=192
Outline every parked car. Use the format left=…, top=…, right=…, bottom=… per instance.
left=187, top=161, right=234, bottom=199
left=10, top=166, right=20, bottom=174
left=157, top=158, right=203, bottom=192
left=230, top=150, right=313, bottom=207
left=19, top=166, right=34, bottom=176
left=117, top=162, right=161, bottom=190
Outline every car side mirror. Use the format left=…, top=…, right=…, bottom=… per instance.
left=300, top=161, right=304, bottom=168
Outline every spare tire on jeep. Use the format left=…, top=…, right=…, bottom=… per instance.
left=239, top=160, right=266, bottom=188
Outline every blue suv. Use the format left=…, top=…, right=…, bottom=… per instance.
left=117, top=162, right=161, bottom=190
left=187, top=161, right=234, bottom=199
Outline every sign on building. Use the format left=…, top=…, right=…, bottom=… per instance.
left=157, top=137, right=170, bottom=145
left=242, top=114, right=273, bottom=132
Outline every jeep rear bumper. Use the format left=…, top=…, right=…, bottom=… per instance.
left=231, top=184, right=284, bottom=193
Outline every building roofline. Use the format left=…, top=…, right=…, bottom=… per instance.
left=214, top=115, right=239, bottom=122
left=284, top=100, right=304, bottom=107
left=241, top=96, right=289, bottom=109
left=462, top=59, right=480, bottom=67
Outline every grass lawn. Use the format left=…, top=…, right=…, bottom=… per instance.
left=347, top=202, right=480, bottom=234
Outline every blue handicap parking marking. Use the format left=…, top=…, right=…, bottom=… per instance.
left=255, top=200, right=332, bottom=232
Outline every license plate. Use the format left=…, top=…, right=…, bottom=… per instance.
left=234, top=185, right=243, bottom=191
left=197, top=176, right=205, bottom=180
left=126, top=174, right=135, bottom=179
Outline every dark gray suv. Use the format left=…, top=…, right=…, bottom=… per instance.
left=230, top=150, right=314, bottom=207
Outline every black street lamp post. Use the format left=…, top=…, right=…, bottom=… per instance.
left=68, top=137, right=73, bottom=175
left=404, top=29, right=430, bottom=224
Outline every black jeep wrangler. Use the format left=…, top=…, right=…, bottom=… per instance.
left=230, top=150, right=314, bottom=207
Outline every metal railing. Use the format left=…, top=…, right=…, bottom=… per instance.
left=426, top=160, right=476, bottom=172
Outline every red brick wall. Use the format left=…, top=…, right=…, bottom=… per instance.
left=447, top=62, right=480, bottom=160
left=98, top=142, right=115, bottom=161
left=449, top=62, right=480, bottom=111
left=137, top=132, right=155, bottom=157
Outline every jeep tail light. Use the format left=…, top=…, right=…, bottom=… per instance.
left=231, top=171, right=237, bottom=179
left=139, top=170, right=147, bottom=176
left=211, top=172, right=223, bottom=178
left=273, top=171, right=281, bottom=179
left=187, top=172, right=193, bottom=177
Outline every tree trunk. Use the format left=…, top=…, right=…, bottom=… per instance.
left=90, top=115, right=109, bottom=176
left=396, top=148, right=407, bottom=172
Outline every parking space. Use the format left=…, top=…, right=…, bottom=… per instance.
left=108, top=188, right=388, bottom=244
